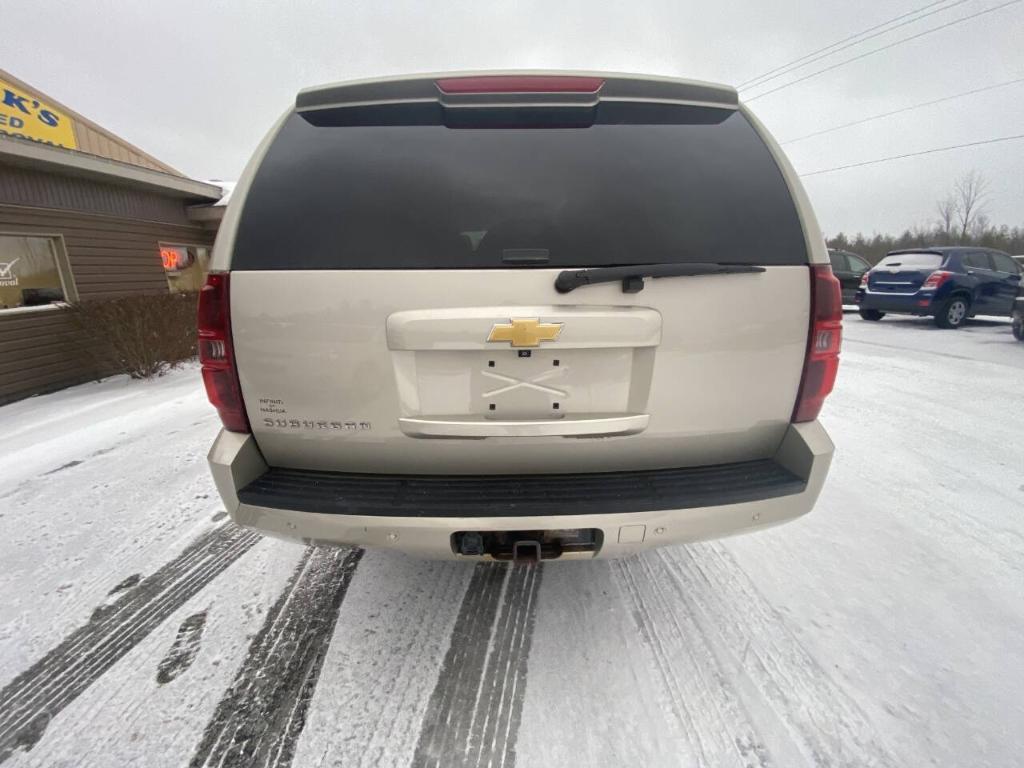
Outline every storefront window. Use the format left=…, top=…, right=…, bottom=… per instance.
left=161, top=244, right=210, bottom=293
left=0, top=235, right=70, bottom=311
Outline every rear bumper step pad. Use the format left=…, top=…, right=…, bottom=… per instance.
left=237, top=459, right=805, bottom=518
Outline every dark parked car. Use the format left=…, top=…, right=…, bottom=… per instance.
left=855, top=247, right=1022, bottom=329
left=828, top=249, right=871, bottom=304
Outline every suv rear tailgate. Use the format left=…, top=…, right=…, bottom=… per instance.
left=231, top=267, right=808, bottom=474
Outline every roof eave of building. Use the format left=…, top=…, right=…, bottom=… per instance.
left=0, top=136, right=223, bottom=202
left=185, top=203, right=226, bottom=232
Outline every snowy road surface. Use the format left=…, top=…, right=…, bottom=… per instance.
left=1, top=314, right=1021, bottom=767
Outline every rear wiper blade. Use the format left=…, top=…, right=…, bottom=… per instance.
left=554, top=262, right=766, bottom=294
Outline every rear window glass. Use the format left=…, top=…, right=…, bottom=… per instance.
left=848, top=254, right=870, bottom=271
left=234, top=108, right=807, bottom=270
left=962, top=252, right=993, bottom=270
left=876, top=253, right=943, bottom=270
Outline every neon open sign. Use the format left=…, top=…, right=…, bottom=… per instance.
left=161, top=247, right=194, bottom=272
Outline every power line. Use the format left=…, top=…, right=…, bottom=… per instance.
left=799, top=133, right=1024, bottom=176
left=739, top=0, right=953, bottom=88
left=739, top=0, right=967, bottom=90
left=782, top=76, right=1024, bottom=144
left=744, top=0, right=1023, bottom=102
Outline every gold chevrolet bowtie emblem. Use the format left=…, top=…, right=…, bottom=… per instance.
left=487, top=318, right=563, bottom=347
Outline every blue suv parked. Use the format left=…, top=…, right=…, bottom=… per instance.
left=855, top=247, right=1022, bottom=329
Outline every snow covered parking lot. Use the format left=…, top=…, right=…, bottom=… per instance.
left=1, top=315, right=1022, bottom=768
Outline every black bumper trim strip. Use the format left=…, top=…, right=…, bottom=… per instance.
left=237, top=459, right=805, bottom=518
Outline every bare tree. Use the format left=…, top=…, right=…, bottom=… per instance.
left=935, top=194, right=957, bottom=242
left=969, top=212, right=991, bottom=242
left=954, top=170, right=988, bottom=243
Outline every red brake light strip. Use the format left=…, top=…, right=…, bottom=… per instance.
left=435, top=76, right=605, bottom=94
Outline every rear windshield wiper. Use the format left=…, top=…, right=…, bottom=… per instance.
left=554, top=262, right=766, bottom=294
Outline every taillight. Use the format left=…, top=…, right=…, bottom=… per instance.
left=859, top=271, right=870, bottom=289
left=792, top=265, right=842, bottom=423
left=197, top=272, right=250, bottom=432
left=435, top=75, right=605, bottom=94
left=921, top=270, right=953, bottom=290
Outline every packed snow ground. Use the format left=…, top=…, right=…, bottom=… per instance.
left=0, top=315, right=1021, bottom=768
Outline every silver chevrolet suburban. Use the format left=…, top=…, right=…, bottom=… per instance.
left=201, top=71, right=839, bottom=561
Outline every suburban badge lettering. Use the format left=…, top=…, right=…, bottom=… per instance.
left=262, top=417, right=371, bottom=431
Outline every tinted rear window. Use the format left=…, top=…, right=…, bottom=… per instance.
left=234, top=107, right=807, bottom=270
left=876, top=253, right=943, bottom=270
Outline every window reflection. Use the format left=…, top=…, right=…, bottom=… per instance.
left=0, top=235, right=66, bottom=310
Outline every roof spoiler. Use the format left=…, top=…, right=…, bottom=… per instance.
left=295, top=71, right=739, bottom=114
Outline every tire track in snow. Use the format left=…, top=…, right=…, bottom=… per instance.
left=0, top=524, right=260, bottom=763
left=658, top=544, right=895, bottom=767
left=188, top=546, right=363, bottom=768
left=293, top=555, right=471, bottom=768
left=613, top=555, right=772, bottom=767
left=413, top=563, right=506, bottom=768
left=412, top=563, right=542, bottom=768
left=465, top=563, right=540, bottom=768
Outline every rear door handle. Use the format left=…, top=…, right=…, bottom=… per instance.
left=399, top=414, right=650, bottom=438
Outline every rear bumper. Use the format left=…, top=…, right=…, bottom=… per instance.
left=855, top=290, right=934, bottom=315
left=208, top=421, right=834, bottom=559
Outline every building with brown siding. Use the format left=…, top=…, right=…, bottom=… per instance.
left=0, top=69, right=223, bottom=403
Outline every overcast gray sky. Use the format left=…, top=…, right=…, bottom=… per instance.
left=5, top=0, right=1024, bottom=236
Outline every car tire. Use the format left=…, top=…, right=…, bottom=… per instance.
left=1013, top=311, right=1024, bottom=341
left=858, top=309, right=885, bottom=321
left=935, top=296, right=970, bottom=329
